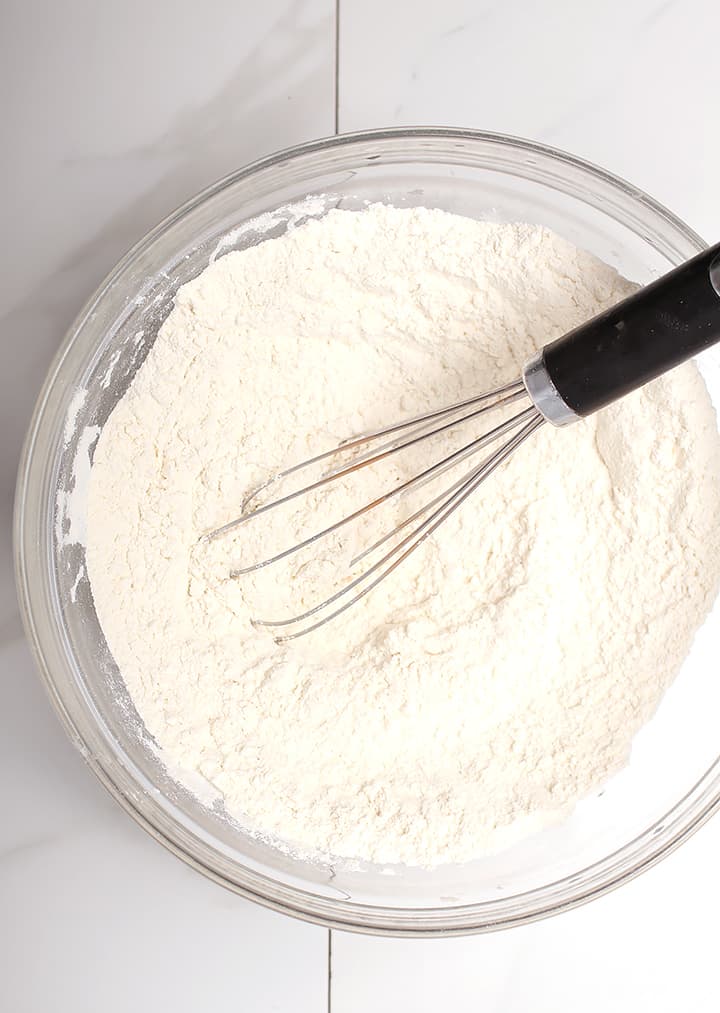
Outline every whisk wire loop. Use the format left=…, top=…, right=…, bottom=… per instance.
left=229, top=402, right=539, bottom=578
left=253, top=412, right=544, bottom=642
left=204, top=378, right=545, bottom=641
left=205, top=380, right=527, bottom=544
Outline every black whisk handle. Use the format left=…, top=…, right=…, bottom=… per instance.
left=526, top=242, right=720, bottom=424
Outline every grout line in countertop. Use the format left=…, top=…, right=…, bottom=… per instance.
left=334, top=0, right=340, bottom=133
left=327, top=930, right=333, bottom=1013
left=329, top=2, right=338, bottom=996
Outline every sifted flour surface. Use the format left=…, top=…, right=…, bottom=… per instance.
left=85, top=205, right=720, bottom=866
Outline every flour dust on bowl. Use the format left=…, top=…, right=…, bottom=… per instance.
left=15, top=129, right=720, bottom=935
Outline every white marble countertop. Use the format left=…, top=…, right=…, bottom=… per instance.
left=2, top=0, right=719, bottom=1008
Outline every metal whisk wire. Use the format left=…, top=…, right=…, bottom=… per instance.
left=204, top=378, right=544, bottom=641
left=255, top=413, right=543, bottom=642
left=205, top=379, right=527, bottom=547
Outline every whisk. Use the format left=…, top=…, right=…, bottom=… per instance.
left=206, top=242, right=720, bottom=641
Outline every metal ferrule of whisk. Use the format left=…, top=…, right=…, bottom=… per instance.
left=205, top=243, right=720, bottom=641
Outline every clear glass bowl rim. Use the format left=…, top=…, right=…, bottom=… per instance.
left=14, top=126, right=719, bottom=936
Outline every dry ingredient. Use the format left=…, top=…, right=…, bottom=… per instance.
left=85, top=205, right=720, bottom=866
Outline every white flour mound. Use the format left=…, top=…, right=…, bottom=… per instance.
left=86, top=205, right=720, bottom=866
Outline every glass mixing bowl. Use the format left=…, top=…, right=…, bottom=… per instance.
left=15, top=128, right=720, bottom=935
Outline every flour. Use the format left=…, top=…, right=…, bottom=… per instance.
left=85, top=205, right=720, bottom=866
